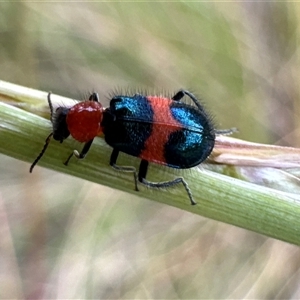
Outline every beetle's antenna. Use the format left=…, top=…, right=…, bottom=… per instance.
left=47, top=92, right=55, bottom=124
left=29, top=132, right=53, bottom=173
left=47, top=92, right=53, bottom=113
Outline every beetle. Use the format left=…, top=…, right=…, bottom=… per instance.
left=30, top=90, right=235, bottom=205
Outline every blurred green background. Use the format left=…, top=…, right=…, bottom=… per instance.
left=1, top=2, right=300, bottom=299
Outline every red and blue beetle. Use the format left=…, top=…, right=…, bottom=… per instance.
left=30, top=90, right=235, bottom=205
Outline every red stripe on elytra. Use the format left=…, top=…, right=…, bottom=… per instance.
left=139, top=96, right=182, bottom=165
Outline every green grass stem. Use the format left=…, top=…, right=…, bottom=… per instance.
left=0, top=80, right=300, bottom=246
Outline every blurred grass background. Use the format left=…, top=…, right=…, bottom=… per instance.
left=1, top=1, right=300, bottom=299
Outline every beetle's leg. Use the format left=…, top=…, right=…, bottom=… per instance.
left=172, top=89, right=208, bottom=116
left=110, top=148, right=138, bottom=191
left=172, top=89, right=207, bottom=113
left=138, top=159, right=196, bottom=205
left=173, top=90, right=237, bottom=135
left=171, top=90, right=185, bottom=101
left=64, top=138, right=94, bottom=166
